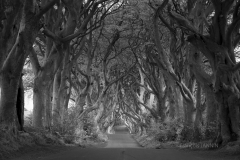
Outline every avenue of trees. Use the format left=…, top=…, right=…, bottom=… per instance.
left=0, top=0, right=240, bottom=147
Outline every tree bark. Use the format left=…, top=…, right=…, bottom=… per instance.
left=0, top=72, right=19, bottom=128
left=44, top=83, right=52, bottom=130
left=57, top=47, right=70, bottom=125
left=16, top=75, right=24, bottom=131
left=0, top=0, right=47, bottom=128
left=52, top=68, right=62, bottom=126
left=193, top=82, right=203, bottom=141
left=203, top=85, right=218, bottom=138
left=33, top=77, right=51, bottom=128
left=170, top=0, right=240, bottom=144
left=94, top=102, right=105, bottom=134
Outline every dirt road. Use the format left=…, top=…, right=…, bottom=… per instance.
left=10, top=125, right=239, bottom=160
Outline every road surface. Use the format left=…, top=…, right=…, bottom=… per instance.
left=105, top=125, right=141, bottom=148
left=10, top=125, right=239, bottom=160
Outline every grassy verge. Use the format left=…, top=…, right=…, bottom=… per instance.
left=133, top=133, right=178, bottom=149
left=133, top=133, right=240, bottom=157
left=0, top=126, right=109, bottom=160
left=0, top=126, right=65, bottom=160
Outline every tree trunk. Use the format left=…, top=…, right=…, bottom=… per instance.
left=107, top=122, right=115, bottom=134
left=63, top=85, right=71, bottom=115
left=168, top=86, right=176, bottom=119
left=52, top=68, right=62, bottom=126
left=74, top=92, right=90, bottom=139
left=33, top=74, right=52, bottom=128
left=216, top=91, right=240, bottom=144
left=193, top=82, right=203, bottom=141
left=16, top=75, right=24, bottom=131
left=44, top=84, right=52, bottom=130
left=138, top=67, right=147, bottom=114
left=57, top=48, right=70, bottom=125
left=214, top=66, right=240, bottom=144
left=175, top=88, right=184, bottom=120
left=0, top=73, right=19, bottom=128
left=0, top=17, right=35, bottom=129
left=93, top=101, right=108, bottom=141
left=171, top=2, right=240, bottom=144
left=203, top=85, right=218, bottom=139
left=94, top=102, right=104, bottom=134
left=181, top=72, right=195, bottom=141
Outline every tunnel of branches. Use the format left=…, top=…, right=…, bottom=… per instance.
left=0, top=0, right=240, bottom=146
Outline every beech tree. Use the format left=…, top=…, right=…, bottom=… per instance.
left=30, top=0, right=118, bottom=128
left=0, top=0, right=59, bottom=130
left=170, top=0, right=240, bottom=144
left=1, top=0, right=239, bottom=149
